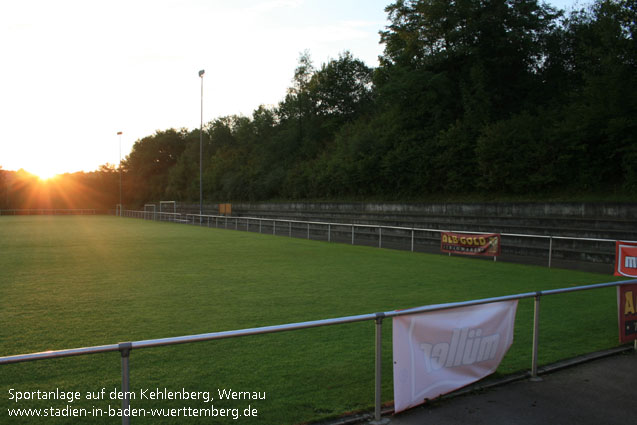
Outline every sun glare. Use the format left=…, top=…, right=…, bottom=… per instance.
left=32, top=168, right=61, bottom=181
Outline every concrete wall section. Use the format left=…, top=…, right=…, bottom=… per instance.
left=231, top=202, right=637, bottom=219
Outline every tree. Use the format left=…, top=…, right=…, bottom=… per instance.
left=0, top=166, right=6, bottom=209
left=309, top=51, right=374, bottom=119
left=558, top=0, right=637, bottom=190
left=374, top=0, right=564, bottom=193
left=123, top=129, right=188, bottom=204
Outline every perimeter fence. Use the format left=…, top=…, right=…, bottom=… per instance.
left=0, top=208, right=627, bottom=270
left=2, top=279, right=636, bottom=425
left=117, top=209, right=626, bottom=271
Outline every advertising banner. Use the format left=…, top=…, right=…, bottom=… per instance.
left=615, top=241, right=637, bottom=277
left=219, top=203, right=232, bottom=215
left=441, top=232, right=501, bottom=257
left=392, top=301, right=518, bottom=413
left=617, top=284, right=637, bottom=343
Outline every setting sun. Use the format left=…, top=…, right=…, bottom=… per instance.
left=30, top=166, right=62, bottom=181
left=35, top=172, right=59, bottom=181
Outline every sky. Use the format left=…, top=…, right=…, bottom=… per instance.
left=0, top=0, right=583, bottom=179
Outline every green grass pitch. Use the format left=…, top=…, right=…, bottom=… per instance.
left=0, top=216, right=624, bottom=424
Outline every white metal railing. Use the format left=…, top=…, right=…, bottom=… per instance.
left=9, top=208, right=621, bottom=268
left=2, top=279, right=636, bottom=424
left=118, top=209, right=182, bottom=222
left=180, top=213, right=627, bottom=269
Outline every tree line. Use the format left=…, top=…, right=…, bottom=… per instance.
left=2, top=0, right=635, bottom=210
left=0, top=166, right=120, bottom=210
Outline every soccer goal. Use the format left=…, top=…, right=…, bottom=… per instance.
left=160, top=201, right=177, bottom=222
left=144, top=204, right=157, bottom=221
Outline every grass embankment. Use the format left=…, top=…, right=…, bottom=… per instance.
left=0, top=216, right=623, bottom=424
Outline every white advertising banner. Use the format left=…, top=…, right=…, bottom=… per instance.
left=392, top=300, right=518, bottom=413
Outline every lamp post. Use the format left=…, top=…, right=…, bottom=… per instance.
left=199, top=69, right=205, bottom=219
left=117, top=131, right=123, bottom=216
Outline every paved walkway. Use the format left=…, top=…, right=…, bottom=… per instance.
left=383, top=350, right=635, bottom=425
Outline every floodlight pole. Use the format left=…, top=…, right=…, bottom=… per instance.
left=117, top=131, right=123, bottom=216
left=199, top=69, right=205, bottom=220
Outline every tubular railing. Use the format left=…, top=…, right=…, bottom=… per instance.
left=180, top=213, right=625, bottom=269
left=118, top=210, right=182, bottom=222
left=2, top=279, right=636, bottom=424
left=5, top=209, right=627, bottom=267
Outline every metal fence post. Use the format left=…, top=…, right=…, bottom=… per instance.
left=273, top=220, right=276, bottom=235
left=371, top=313, right=388, bottom=425
left=379, top=228, right=382, bottom=249
left=352, top=225, right=355, bottom=245
left=328, top=224, right=331, bottom=242
left=289, top=222, right=292, bottom=237
left=548, top=236, right=553, bottom=268
left=119, top=342, right=132, bottom=425
left=531, top=293, right=542, bottom=381
left=411, top=229, right=414, bottom=252
left=307, top=223, right=310, bottom=239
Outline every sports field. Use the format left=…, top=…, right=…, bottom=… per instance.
left=0, top=216, right=624, bottom=424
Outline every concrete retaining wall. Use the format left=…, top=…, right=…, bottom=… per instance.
left=232, top=202, right=637, bottom=219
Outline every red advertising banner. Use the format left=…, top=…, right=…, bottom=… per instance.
left=617, top=284, right=637, bottom=343
left=441, top=232, right=501, bottom=257
left=615, top=241, right=637, bottom=277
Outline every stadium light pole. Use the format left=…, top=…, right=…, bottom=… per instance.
left=199, top=69, right=205, bottom=219
left=117, top=131, right=123, bottom=216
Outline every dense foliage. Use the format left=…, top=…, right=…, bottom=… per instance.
left=2, top=0, right=635, bottom=209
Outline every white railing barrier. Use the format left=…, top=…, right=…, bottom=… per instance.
left=14, top=209, right=618, bottom=268
left=2, top=279, right=636, bottom=424
left=181, top=213, right=626, bottom=269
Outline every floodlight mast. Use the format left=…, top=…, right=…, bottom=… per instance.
left=199, top=69, right=205, bottom=221
left=117, top=131, right=123, bottom=216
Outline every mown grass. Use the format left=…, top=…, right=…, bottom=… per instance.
left=0, top=216, right=625, bottom=424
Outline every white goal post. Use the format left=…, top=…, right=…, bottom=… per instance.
left=159, top=201, right=177, bottom=221
left=159, top=201, right=178, bottom=221
left=144, top=203, right=157, bottom=220
left=160, top=201, right=176, bottom=214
